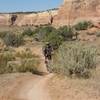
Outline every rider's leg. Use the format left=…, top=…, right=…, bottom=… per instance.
left=48, top=55, right=52, bottom=60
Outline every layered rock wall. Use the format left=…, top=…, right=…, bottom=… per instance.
left=0, top=14, right=9, bottom=26
left=0, top=10, right=58, bottom=26
left=0, top=0, right=100, bottom=27
left=54, top=0, right=100, bottom=26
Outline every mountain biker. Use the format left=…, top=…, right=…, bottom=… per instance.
left=43, top=43, right=53, bottom=64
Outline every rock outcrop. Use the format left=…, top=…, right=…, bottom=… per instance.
left=0, top=0, right=100, bottom=27
left=54, top=0, right=100, bottom=26
left=0, top=14, right=9, bottom=26
left=0, top=10, right=58, bottom=26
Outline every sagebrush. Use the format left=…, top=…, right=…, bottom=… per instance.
left=0, top=49, right=40, bottom=74
left=49, top=42, right=97, bottom=78
left=22, top=28, right=35, bottom=36
left=74, top=21, right=93, bottom=30
left=3, top=32, right=24, bottom=47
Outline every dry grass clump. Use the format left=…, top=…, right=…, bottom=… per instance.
left=3, top=32, right=24, bottom=47
left=0, top=51, right=15, bottom=74
left=0, top=49, right=40, bottom=74
left=49, top=42, right=97, bottom=78
left=18, top=58, right=40, bottom=74
left=0, top=31, right=24, bottom=47
left=15, top=48, right=38, bottom=59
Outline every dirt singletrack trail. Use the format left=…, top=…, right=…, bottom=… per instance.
left=27, top=74, right=53, bottom=100
left=0, top=41, right=53, bottom=100
left=0, top=73, right=53, bottom=100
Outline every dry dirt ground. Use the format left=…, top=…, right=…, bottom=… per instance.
left=0, top=73, right=53, bottom=100
left=48, top=69, right=100, bottom=100
left=0, top=68, right=100, bottom=100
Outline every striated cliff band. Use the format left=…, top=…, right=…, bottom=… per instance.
left=0, top=0, right=100, bottom=27
left=54, top=0, right=100, bottom=26
left=0, top=10, right=58, bottom=26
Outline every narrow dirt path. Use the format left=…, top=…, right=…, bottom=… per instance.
left=27, top=74, right=53, bottom=100
left=0, top=73, right=53, bottom=100
left=0, top=41, right=53, bottom=100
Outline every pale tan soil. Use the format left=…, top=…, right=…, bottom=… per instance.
left=0, top=68, right=100, bottom=100
left=48, top=70, right=100, bottom=100
left=0, top=73, right=53, bottom=100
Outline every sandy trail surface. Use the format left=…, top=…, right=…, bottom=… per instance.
left=0, top=73, right=53, bottom=100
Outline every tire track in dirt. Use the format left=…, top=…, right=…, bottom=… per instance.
left=0, top=74, right=53, bottom=100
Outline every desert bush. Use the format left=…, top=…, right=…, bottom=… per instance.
left=22, top=28, right=35, bottom=36
left=49, top=42, right=97, bottom=78
left=14, top=49, right=40, bottom=74
left=34, top=25, right=63, bottom=49
left=16, top=48, right=38, bottom=59
left=96, top=31, right=100, bottom=37
left=57, top=26, right=74, bottom=41
left=74, top=21, right=93, bottom=31
left=6, top=58, right=40, bottom=74
left=0, top=52, right=15, bottom=74
left=44, top=31, right=63, bottom=49
left=0, top=31, right=8, bottom=38
left=3, top=32, right=24, bottom=47
left=34, top=25, right=76, bottom=49
left=18, top=58, right=40, bottom=74
left=34, top=25, right=56, bottom=41
left=0, top=48, right=41, bottom=74
left=7, top=61, right=21, bottom=73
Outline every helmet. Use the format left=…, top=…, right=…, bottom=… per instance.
left=45, top=42, right=50, bottom=46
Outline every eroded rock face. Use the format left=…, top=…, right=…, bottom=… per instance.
left=0, top=10, right=58, bottom=26
left=54, top=0, right=100, bottom=26
left=16, top=10, right=58, bottom=26
left=0, top=14, right=9, bottom=26
left=0, top=0, right=100, bottom=27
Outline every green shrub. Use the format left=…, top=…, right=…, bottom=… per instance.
left=57, top=26, right=74, bottom=41
left=34, top=25, right=56, bottom=41
left=3, top=32, right=24, bottom=47
left=49, top=42, right=97, bottom=78
left=34, top=25, right=63, bottom=49
left=74, top=21, right=93, bottom=31
left=22, top=28, right=35, bottom=36
left=44, top=31, right=63, bottom=49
